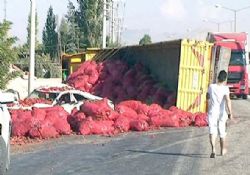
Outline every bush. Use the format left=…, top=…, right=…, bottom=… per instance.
left=17, top=54, right=62, bottom=78
left=0, top=21, right=18, bottom=89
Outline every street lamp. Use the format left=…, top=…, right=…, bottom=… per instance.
left=215, top=4, right=250, bottom=32
left=203, top=19, right=221, bottom=32
left=203, top=19, right=234, bottom=32
left=28, top=0, right=36, bottom=94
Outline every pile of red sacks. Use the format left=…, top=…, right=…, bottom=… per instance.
left=10, top=100, right=207, bottom=140
left=10, top=106, right=71, bottom=139
left=8, top=98, right=52, bottom=108
left=19, top=98, right=52, bottom=107
left=67, top=60, right=176, bottom=107
left=68, top=99, right=208, bottom=136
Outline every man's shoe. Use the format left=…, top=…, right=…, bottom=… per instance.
left=210, top=153, right=216, bottom=158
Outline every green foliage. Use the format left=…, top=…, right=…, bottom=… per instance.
left=139, top=34, right=152, bottom=45
left=5, top=70, right=22, bottom=81
left=76, top=0, right=104, bottom=47
left=18, top=54, right=61, bottom=78
left=59, top=1, right=82, bottom=54
left=42, top=6, right=58, bottom=61
left=0, top=21, right=17, bottom=89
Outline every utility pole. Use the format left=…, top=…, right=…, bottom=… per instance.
left=117, top=18, right=121, bottom=44
left=111, top=0, right=115, bottom=44
left=108, top=0, right=112, bottom=44
left=234, top=11, right=236, bottom=32
left=119, top=1, right=126, bottom=45
left=102, top=0, right=107, bottom=48
left=4, top=0, right=6, bottom=20
left=28, top=0, right=36, bottom=94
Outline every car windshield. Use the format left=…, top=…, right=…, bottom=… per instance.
left=73, top=93, right=88, bottom=101
left=229, top=51, right=246, bottom=66
left=28, top=90, right=58, bottom=101
left=28, top=90, right=44, bottom=99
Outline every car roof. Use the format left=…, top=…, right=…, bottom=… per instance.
left=35, top=85, right=74, bottom=93
left=57, top=90, right=104, bottom=101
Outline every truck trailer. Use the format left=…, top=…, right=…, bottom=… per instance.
left=91, top=39, right=230, bottom=113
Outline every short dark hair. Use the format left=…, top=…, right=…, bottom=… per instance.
left=218, top=70, right=227, bottom=82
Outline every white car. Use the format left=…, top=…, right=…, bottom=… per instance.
left=30, top=88, right=114, bottom=113
left=0, top=92, right=16, bottom=174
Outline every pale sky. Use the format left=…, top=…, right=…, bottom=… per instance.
left=1, top=0, right=250, bottom=45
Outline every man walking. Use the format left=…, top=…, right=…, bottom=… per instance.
left=207, top=70, right=233, bottom=158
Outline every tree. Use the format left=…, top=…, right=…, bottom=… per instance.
left=0, top=21, right=18, bottom=89
left=27, top=11, right=39, bottom=47
left=59, top=1, right=81, bottom=54
left=76, top=0, right=104, bottom=47
left=42, top=6, right=58, bottom=61
left=59, top=17, right=70, bottom=53
left=139, top=34, right=152, bottom=45
left=18, top=54, right=61, bottom=78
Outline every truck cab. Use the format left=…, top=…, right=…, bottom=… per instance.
left=207, top=32, right=249, bottom=99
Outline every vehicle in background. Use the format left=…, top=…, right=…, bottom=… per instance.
left=207, top=32, right=249, bottom=99
left=0, top=92, right=16, bottom=174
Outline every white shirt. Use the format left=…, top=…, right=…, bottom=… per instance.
left=207, top=83, right=230, bottom=119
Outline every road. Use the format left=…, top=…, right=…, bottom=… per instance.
left=7, top=99, right=250, bottom=175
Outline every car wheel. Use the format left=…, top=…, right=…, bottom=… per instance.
left=243, top=94, right=248, bottom=99
left=0, top=136, right=7, bottom=175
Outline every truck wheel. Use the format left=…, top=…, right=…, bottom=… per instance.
left=0, top=136, right=7, bottom=175
left=243, top=94, right=248, bottom=99
left=236, top=95, right=242, bottom=98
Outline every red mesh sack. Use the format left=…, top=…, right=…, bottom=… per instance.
left=115, top=105, right=138, bottom=120
left=194, top=113, right=208, bottom=127
left=114, top=115, right=130, bottom=132
left=45, top=111, right=59, bottom=125
left=130, top=119, right=149, bottom=131
left=79, top=119, right=94, bottom=135
left=16, top=110, right=32, bottom=122
left=80, top=98, right=112, bottom=119
left=53, top=118, right=71, bottom=135
left=91, top=120, right=115, bottom=135
left=39, top=125, right=59, bottom=139
left=32, top=107, right=46, bottom=121
left=11, top=121, right=30, bottom=137
left=147, top=104, right=163, bottom=118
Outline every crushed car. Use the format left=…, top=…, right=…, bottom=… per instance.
left=8, top=85, right=114, bottom=113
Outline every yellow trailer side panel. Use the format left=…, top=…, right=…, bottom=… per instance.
left=177, top=40, right=213, bottom=113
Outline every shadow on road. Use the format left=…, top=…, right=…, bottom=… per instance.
left=127, top=150, right=208, bottom=158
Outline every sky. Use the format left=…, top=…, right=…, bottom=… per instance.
left=1, top=0, right=250, bottom=45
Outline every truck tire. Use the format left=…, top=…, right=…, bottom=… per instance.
left=236, top=95, right=242, bottom=98
left=0, top=136, right=7, bottom=175
left=243, top=94, right=248, bottom=99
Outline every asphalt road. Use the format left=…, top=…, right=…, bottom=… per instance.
left=7, top=99, right=250, bottom=175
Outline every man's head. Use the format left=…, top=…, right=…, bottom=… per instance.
left=218, top=70, right=228, bottom=83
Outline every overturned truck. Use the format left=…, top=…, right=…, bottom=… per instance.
left=92, top=39, right=216, bottom=113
